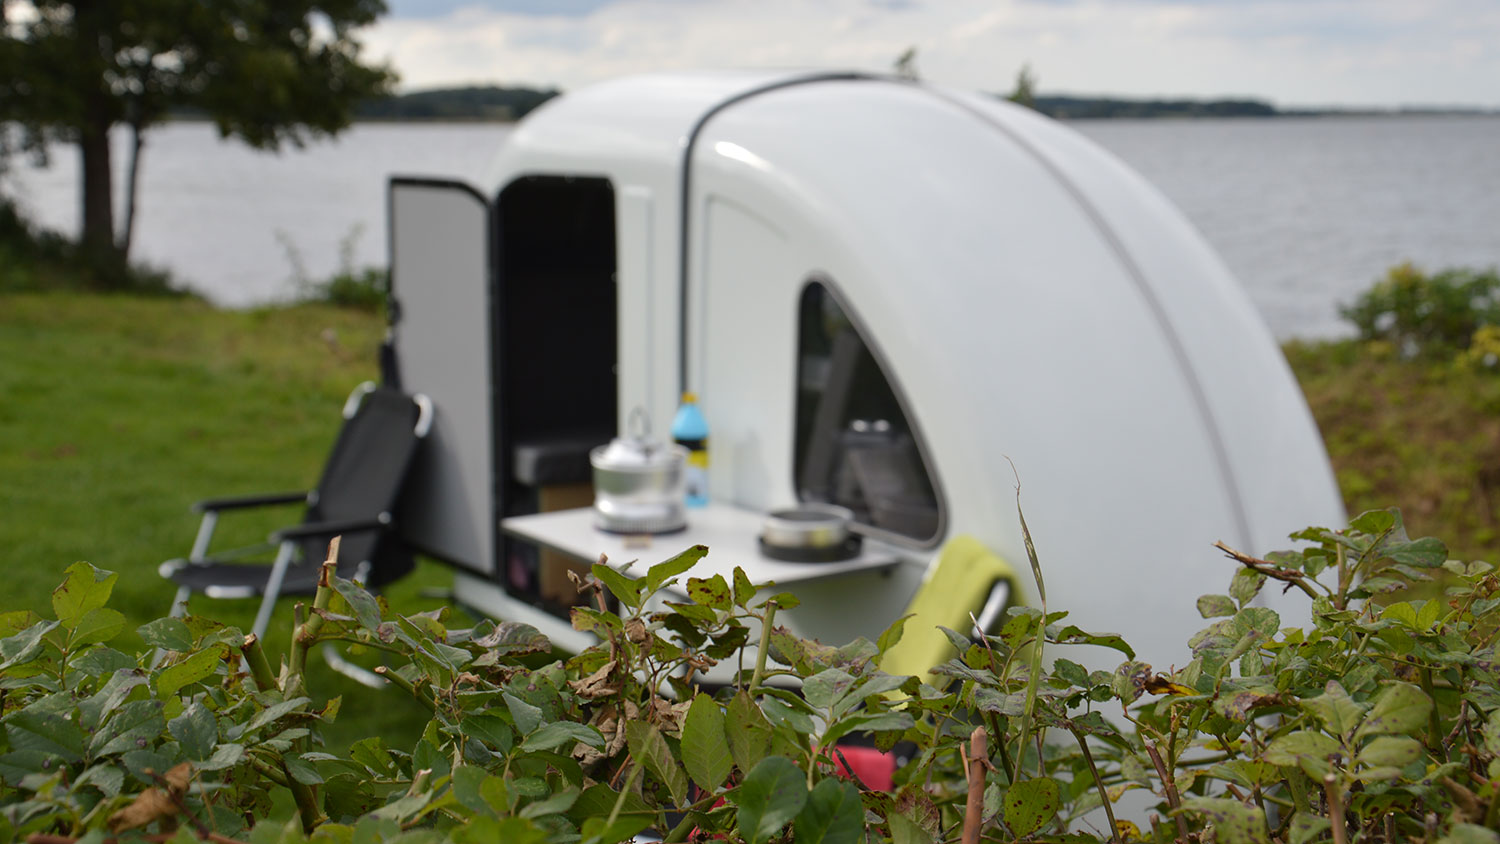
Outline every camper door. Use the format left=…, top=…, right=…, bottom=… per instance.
left=388, top=178, right=498, bottom=577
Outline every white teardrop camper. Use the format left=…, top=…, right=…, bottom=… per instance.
left=386, top=70, right=1344, bottom=670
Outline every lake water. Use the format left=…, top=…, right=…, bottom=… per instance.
left=5, top=115, right=1498, bottom=339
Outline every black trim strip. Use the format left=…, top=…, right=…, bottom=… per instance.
left=676, top=72, right=876, bottom=396
left=916, top=91, right=1253, bottom=550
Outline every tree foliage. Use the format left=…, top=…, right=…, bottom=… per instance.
left=0, top=0, right=394, bottom=268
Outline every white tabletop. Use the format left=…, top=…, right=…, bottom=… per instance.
left=500, top=504, right=900, bottom=594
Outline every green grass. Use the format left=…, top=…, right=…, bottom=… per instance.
left=1286, top=338, right=1500, bottom=563
left=0, top=292, right=446, bottom=752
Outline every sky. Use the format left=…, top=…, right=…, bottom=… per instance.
left=365, top=0, right=1500, bottom=109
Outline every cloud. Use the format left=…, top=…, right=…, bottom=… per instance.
left=366, top=0, right=1500, bottom=107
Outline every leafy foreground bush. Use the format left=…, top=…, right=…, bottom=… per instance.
left=3, top=513, right=1500, bottom=843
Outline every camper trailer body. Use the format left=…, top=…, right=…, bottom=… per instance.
left=388, top=71, right=1344, bottom=666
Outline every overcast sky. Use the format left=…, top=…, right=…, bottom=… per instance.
left=365, top=0, right=1500, bottom=109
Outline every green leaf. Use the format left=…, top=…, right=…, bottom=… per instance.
left=518, top=787, right=578, bottom=819
left=1181, top=797, right=1269, bottom=844
left=52, top=562, right=117, bottom=629
left=5, top=709, right=87, bottom=761
left=802, top=668, right=858, bottom=712
left=1357, top=734, right=1422, bottom=769
left=155, top=647, right=224, bottom=698
left=79, top=668, right=149, bottom=729
left=1349, top=509, right=1396, bottom=535
left=687, top=574, right=731, bottom=610
left=1355, top=682, right=1431, bottom=740
left=733, top=567, right=757, bottom=607
left=726, top=691, right=773, bottom=775
left=71, top=607, right=125, bottom=647
left=1289, top=813, right=1331, bottom=844
left=682, top=694, right=732, bottom=792
left=75, top=763, right=125, bottom=797
left=460, top=713, right=514, bottom=754
left=95, top=700, right=167, bottom=756
left=645, top=545, right=709, bottom=594
left=887, top=812, right=934, bottom=844
left=137, top=618, right=194, bottom=652
left=520, top=722, right=604, bottom=753
left=735, top=756, right=807, bottom=844
left=504, top=692, right=545, bottom=737
left=1382, top=601, right=1420, bottom=628
left=625, top=721, right=690, bottom=806
left=196, top=743, right=245, bottom=772
left=1385, top=537, right=1447, bottom=569
left=794, top=778, right=863, bottom=844
left=1440, top=825, right=1500, bottom=844
left=1003, top=777, right=1060, bottom=837
left=332, top=577, right=384, bottom=630
left=1262, top=730, right=1340, bottom=779
left=590, top=563, right=644, bottom=609
left=1229, top=567, right=1265, bottom=607
left=244, top=696, right=313, bottom=734
left=569, top=783, right=652, bottom=841
left=1300, top=681, right=1366, bottom=737
left=876, top=614, right=912, bottom=655
left=1052, top=625, right=1135, bottom=659
left=73, top=647, right=135, bottom=678
left=285, top=756, right=324, bottom=785
left=1197, top=594, right=1237, bottom=618
left=168, top=701, right=218, bottom=761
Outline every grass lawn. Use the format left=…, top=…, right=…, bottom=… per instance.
left=0, top=292, right=446, bottom=752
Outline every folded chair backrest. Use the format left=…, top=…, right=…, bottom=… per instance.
left=304, top=384, right=428, bottom=586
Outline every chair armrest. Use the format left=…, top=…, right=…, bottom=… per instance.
left=193, top=491, right=309, bottom=514
left=270, top=514, right=390, bottom=542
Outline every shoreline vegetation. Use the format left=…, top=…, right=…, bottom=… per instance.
left=160, top=84, right=1500, bottom=124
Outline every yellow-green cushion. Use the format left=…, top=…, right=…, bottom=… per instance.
left=880, top=534, right=1018, bottom=684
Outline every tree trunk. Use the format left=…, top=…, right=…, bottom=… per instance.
left=78, top=104, right=115, bottom=265
left=117, top=117, right=144, bottom=259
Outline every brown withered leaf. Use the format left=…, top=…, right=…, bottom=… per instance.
left=624, top=618, right=650, bottom=645
left=569, top=659, right=621, bottom=700
left=650, top=696, right=691, bottom=737
left=108, top=762, right=193, bottom=831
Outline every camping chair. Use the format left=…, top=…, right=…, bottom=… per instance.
left=159, top=382, right=434, bottom=649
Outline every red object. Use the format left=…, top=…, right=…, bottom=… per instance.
left=830, top=744, right=896, bottom=791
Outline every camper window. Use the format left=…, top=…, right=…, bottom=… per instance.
left=794, top=280, right=941, bottom=545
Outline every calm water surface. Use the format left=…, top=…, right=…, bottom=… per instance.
left=6, top=115, right=1498, bottom=338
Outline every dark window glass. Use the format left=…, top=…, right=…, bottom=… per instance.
left=794, top=280, right=941, bottom=543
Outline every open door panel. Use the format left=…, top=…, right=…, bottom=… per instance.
left=388, top=178, right=497, bottom=576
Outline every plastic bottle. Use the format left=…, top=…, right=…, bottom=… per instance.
left=672, top=392, right=710, bottom=508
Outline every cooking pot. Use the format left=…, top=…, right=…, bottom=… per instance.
left=591, top=433, right=688, bottom=534
left=759, top=503, right=861, bottom=562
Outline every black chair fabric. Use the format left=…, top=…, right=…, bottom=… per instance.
left=167, top=385, right=424, bottom=598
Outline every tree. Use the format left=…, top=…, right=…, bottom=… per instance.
left=0, top=0, right=394, bottom=270
left=1008, top=63, right=1037, bottom=110
left=893, top=46, right=919, bottom=82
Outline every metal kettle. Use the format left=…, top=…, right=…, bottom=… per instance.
left=590, top=410, right=688, bottom=534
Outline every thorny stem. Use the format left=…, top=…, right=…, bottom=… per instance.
left=375, top=666, right=438, bottom=712
left=1323, top=774, right=1349, bottom=844
left=1143, top=741, right=1190, bottom=844
left=1420, top=667, right=1443, bottom=751
left=960, top=727, right=987, bottom=844
left=1068, top=725, right=1122, bottom=844
left=1214, top=541, right=1325, bottom=601
left=287, top=538, right=340, bottom=698
left=240, top=634, right=278, bottom=693
left=748, top=600, right=779, bottom=694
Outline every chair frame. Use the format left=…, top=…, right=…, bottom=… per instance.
left=162, top=382, right=433, bottom=640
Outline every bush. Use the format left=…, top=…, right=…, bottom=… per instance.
left=3, top=511, right=1499, bottom=842
left=1340, top=263, right=1500, bottom=359
left=0, top=194, right=184, bottom=296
